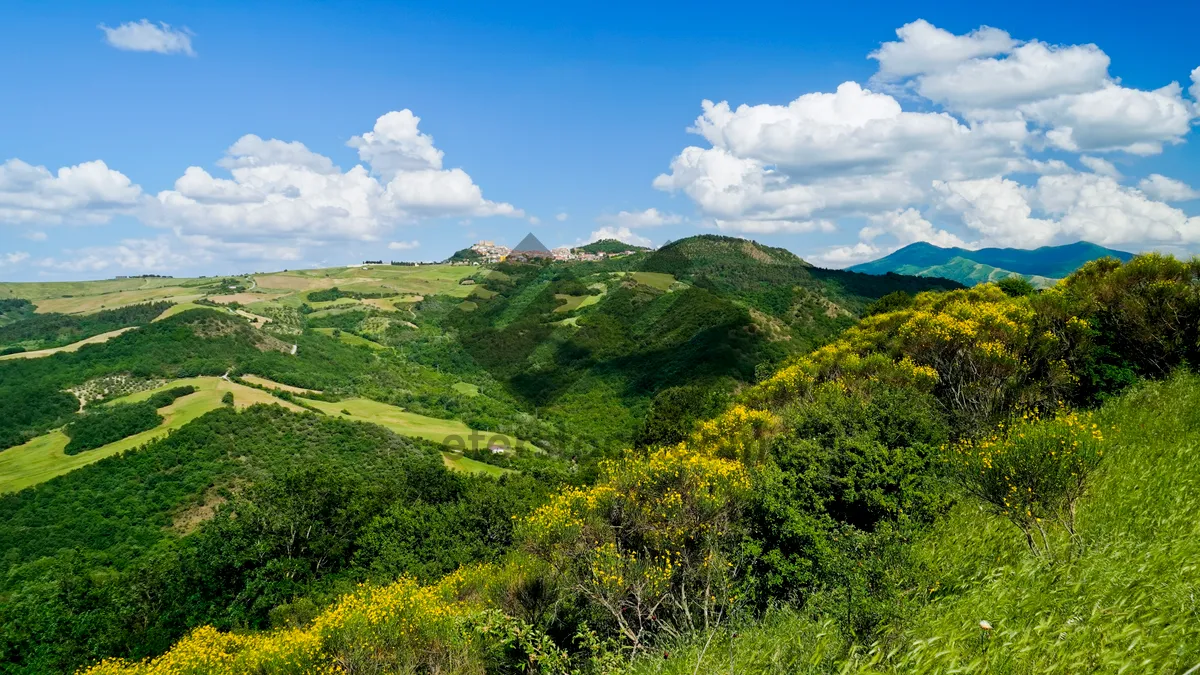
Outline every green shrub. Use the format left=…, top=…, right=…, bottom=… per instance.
left=997, top=275, right=1037, bottom=297
left=221, top=391, right=234, bottom=406
left=863, top=290, right=913, bottom=316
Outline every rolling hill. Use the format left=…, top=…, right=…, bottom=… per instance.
left=848, top=240, right=1134, bottom=287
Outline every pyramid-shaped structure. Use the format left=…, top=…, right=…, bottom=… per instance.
left=512, top=233, right=550, bottom=253
left=509, top=233, right=553, bottom=260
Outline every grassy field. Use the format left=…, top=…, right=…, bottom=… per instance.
left=153, top=302, right=206, bottom=321
left=553, top=294, right=590, bottom=313
left=628, top=373, right=1200, bottom=674
left=0, top=326, right=137, bottom=360
left=300, top=397, right=521, bottom=475
left=34, top=289, right=204, bottom=315
left=630, top=271, right=677, bottom=291
left=303, top=397, right=476, bottom=444
left=451, top=382, right=480, bottom=397
left=0, top=377, right=303, bottom=494
left=254, top=265, right=477, bottom=299
left=311, top=327, right=389, bottom=350
left=442, top=452, right=510, bottom=477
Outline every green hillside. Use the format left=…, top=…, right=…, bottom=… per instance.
left=894, top=255, right=1057, bottom=288
left=628, top=371, right=1200, bottom=672
left=849, top=241, right=1133, bottom=287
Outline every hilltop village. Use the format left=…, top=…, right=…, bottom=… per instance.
left=447, top=233, right=645, bottom=264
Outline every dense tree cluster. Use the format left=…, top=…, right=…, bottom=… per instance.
left=64, top=403, right=163, bottom=455
left=0, top=302, right=170, bottom=351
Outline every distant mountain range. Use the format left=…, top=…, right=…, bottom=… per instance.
left=848, top=241, right=1134, bottom=287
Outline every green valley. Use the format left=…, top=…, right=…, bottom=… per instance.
left=2, top=242, right=1197, bottom=675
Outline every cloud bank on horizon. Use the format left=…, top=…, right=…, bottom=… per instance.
left=653, top=19, right=1200, bottom=265
left=1, top=18, right=1198, bottom=275
left=0, top=109, right=522, bottom=273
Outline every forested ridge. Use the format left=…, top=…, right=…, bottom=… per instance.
left=0, top=301, right=170, bottom=353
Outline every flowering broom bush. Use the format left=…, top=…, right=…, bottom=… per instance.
left=81, top=570, right=567, bottom=675
left=521, top=415, right=760, bottom=656
left=946, top=409, right=1109, bottom=556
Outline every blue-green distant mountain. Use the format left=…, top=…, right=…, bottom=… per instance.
left=848, top=241, right=1134, bottom=287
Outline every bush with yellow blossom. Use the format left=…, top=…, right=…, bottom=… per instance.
left=81, top=569, right=568, bottom=675
left=946, top=409, right=1109, bottom=556
left=521, top=415, right=759, bottom=656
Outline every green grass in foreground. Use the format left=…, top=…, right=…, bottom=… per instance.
left=629, top=373, right=1200, bottom=674
left=0, top=377, right=302, bottom=493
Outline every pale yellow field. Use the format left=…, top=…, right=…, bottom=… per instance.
left=234, top=309, right=272, bottom=328
left=209, top=292, right=284, bottom=305
left=33, top=289, right=206, bottom=315
left=252, top=274, right=343, bottom=292
left=360, top=297, right=401, bottom=311
left=0, top=327, right=137, bottom=361
left=0, top=276, right=198, bottom=302
left=0, top=377, right=304, bottom=494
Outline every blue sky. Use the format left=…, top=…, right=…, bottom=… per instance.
left=1, top=0, right=1198, bottom=280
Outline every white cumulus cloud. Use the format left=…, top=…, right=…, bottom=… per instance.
left=388, top=240, right=420, bottom=250
left=3, top=109, right=520, bottom=275
left=1139, top=174, right=1200, bottom=202
left=597, top=208, right=682, bottom=228
left=871, top=20, right=1016, bottom=79
left=38, top=237, right=193, bottom=273
left=2, top=252, right=30, bottom=266
left=1079, top=156, right=1122, bottom=178
left=0, top=159, right=142, bottom=226
left=586, top=226, right=652, bottom=248
left=146, top=109, right=520, bottom=250
left=99, top=20, right=195, bottom=56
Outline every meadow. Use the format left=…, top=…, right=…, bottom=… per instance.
left=0, top=376, right=301, bottom=493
